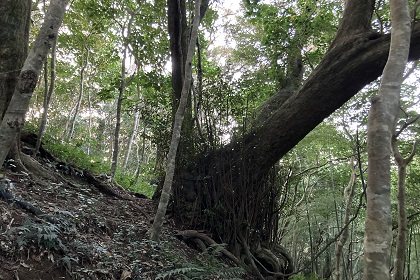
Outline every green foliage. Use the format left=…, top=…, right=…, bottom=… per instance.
left=46, top=138, right=157, bottom=197
left=114, top=167, right=157, bottom=198
left=157, top=243, right=245, bottom=280
left=23, top=121, right=157, bottom=197
left=242, top=0, right=340, bottom=84
left=12, top=219, right=67, bottom=251
left=44, top=138, right=107, bottom=174
left=290, top=273, right=323, bottom=280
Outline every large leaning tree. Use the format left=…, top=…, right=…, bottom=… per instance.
left=168, top=0, right=420, bottom=277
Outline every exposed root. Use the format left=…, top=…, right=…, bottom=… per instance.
left=175, top=230, right=244, bottom=267
left=253, top=246, right=291, bottom=279
left=0, top=189, right=57, bottom=224
left=20, top=152, right=58, bottom=182
left=83, top=170, right=134, bottom=200
left=255, top=246, right=282, bottom=274
left=239, top=234, right=265, bottom=280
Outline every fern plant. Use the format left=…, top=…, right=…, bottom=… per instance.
left=12, top=218, right=67, bottom=251
left=157, top=243, right=245, bottom=280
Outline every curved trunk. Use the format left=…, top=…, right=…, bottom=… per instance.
left=171, top=0, right=420, bottom=276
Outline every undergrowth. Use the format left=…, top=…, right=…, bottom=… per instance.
left=157, top=243, right=245, bottom=280
left=23, top=124, right=156, bottom=198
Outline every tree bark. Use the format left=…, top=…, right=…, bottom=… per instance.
left=167, top=0, right=187, bottom=114
left=166, top=0, right=209, bottom=170
left=334, top=157, right=357, bottom=280
left=123, top=106, right=140, bottom=169
left=68, top=43, right=89, bottom=140
left=0, top=0, right=68, bottom=168
left=110, top=8, right=139, bottom=178
left=0, top=0, right=31, bottom=170
left=363, top=0, right=411, bottom=278
left=0, top=0, right=31, bottom=120
left=150, top=0, right=201, bottom=241
left=391, top=138, right=418, bottom=280
left=35, top=40, right=57, bottom=154
left=170, top=0, right=420, bottom=274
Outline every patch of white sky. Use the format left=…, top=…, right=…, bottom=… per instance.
left=209, top=1, right=240, bottom=49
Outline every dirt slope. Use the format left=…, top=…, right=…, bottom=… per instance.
left=0, top=139, right=246, bottom=280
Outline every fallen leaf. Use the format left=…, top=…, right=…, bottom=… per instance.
left=120, top=270, right=131, bottom=280
left=20, top=262, right=30, bottom=269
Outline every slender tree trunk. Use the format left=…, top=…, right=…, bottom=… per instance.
left=109, top=47, right=127, bottom=177
left=363, top=0, right=411, bottom=278
left=150, top=0, right=201, bottom=241
left=110, top=8, right=139, bottom=178
left=306, top=201, right=316, bottom=273
left=0, top=0, right=68, bottom=168
left=96, top=117, right=106, bottom=153
left=334, top=157, right=357, bottom=280
left=134, top=126, right=146, bottom=186
left=123, top=106, right=140, bottom=169
left=68, top=45, right=89, bottom=140
left=87, top=88, right=92, bottom=155
left=35, top=40, right=56, bottom=154
left=391, top=138, right=418, bottom=280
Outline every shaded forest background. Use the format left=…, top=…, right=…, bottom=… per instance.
left=1, top=0, right=420, bottom=279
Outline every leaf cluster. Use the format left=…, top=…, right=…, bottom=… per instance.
left=157, top=243, right=245, bottom=280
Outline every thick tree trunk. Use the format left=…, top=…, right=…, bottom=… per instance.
left=207, top=0, right=420, bottom=176
left=0, top=0, right=68, bottom=168
left=171, top=0, right=420, bottom=276
left=0, top=0, right=31, bottom=170
left=167, top=0, right=192, bottom=168
left=0, top=0, right=31, bottom=120
left=166, top=0, right=209, bottom=170
left=167, top=0, right=187, bottom=113
left=363, top=0, right=411, bottom=278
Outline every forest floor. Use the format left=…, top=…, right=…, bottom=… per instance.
left=0, top=135, right=247, bottom=280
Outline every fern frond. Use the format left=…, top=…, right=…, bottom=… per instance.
left=156, top=267, right=205, bottom=279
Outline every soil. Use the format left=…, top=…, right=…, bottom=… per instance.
left=0, top=138, right=247, bottom=280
